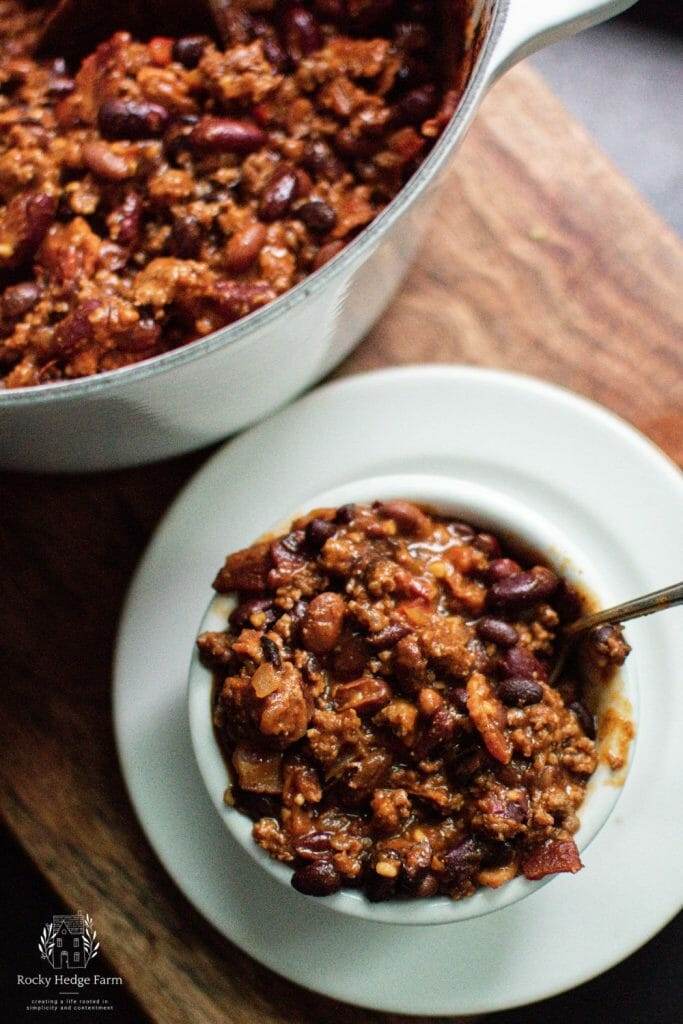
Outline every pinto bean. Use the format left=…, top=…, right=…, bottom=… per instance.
left=225, top=222, right=267, bottom=273
left=98, top=98, right=169, bottom=139
left=489, top=567, right=559, bottom=610
left=334, top=676, right=391, bottom=715
left=291, top=859, right=341, bottom=896
left=302, top=592, right=345, bottom=653
left=189, top=117, right=266, bottom=153
left=82, top=141, right=134, bottom=181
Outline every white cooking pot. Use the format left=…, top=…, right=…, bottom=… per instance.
left=0, top=0, right=634, bottom=471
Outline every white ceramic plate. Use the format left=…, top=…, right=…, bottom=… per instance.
left=113, top=366, right=683, bottom=1016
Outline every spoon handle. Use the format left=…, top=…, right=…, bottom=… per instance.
left=564, top=581, right=683, bottom=638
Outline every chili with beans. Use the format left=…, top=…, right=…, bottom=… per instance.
left=198, top=501, right=631, bottom=901
left=0, top=1, right=462, bottom=387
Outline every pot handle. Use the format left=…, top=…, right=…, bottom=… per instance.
left=487, top=0, right=637, bottom=80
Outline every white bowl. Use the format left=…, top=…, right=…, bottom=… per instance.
left=188, top=473, right=636, bottom=926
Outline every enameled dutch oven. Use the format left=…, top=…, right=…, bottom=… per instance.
left=0, top=0, right=635, bottom=471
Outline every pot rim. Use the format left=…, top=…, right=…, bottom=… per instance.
left=0, top=0, right=508, bottom=407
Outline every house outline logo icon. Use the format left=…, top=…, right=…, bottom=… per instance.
left=38, top=913, right=100, bottom=970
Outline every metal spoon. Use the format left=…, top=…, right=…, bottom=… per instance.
left=549, top=581, right=683, bottom=683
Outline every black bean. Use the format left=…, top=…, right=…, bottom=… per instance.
left=305, top=517, right=337, bottom=549
left=259, top=165, right=299, bottom=221
left=480, top=840, right=514, bottom=868
left=229, top=598, right=275, bottom=631
left=365, top=870, right=397, bottom=902
left=392, top=83, right=438, bottom=126
left=442, top=837, right=481, bottom=880
left=498, top=676, right=543, bottom=707
left=260, top=635, right=281, bottom=668
left=98, top=99, right=169, bottom=140
left=569, top=700, right=597, bottom=739
left=298, top=199, right=337, bottom=233
left=335, top=503, right=356, bottom=524
left=172, top=35, right=210, bottom=68
left=476, top=617, right=518, bottom=647
left=291, top=860, right=341, bottom=896
left=302, top=139, right=344, bottom=180
left=489, top=567, right=560, bottom=609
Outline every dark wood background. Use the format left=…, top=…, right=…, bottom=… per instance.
left=1, top=63, right=681, bottom=1023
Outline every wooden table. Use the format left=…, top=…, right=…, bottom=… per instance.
left=1, top=64, right=681, bottom=1024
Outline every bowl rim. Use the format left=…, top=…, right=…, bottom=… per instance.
left=0, top=0, right=508, bottom=407
left=187, top=471, right=637, bottom=926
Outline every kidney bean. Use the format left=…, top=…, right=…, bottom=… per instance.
left=451, top=686, right=469, bottom=712
left=283, top=6, right=323, bottom=61
left=392, top=82, right=438, bottom=126
left=170, top=214, right=203, bottom=259
left=473, top=532, right=502, bottom=558
left=305, top=516, right=337, bottom=549
left=293, top=831, right=333, bottom=861
left=259, top=165, right=299, bottom=221
left=334, top=127, right=378, bottom=159
left=302, top=592, right=345, bottom=653
left=476, top=617, right=518, bottom=647
left=82, top=140, right=133, bottom=181
left=314, top=0, right=346, bottom=19
left=413, top=704, right=458, bottom=758
left=232, top=600, right=276, bottom=632
left=487, top=558, right=521, bottom=582
left=1, top=281, right=40, bottom=319
left=312, top=239, right=345, bottom=270
left=163, top=115, right=198, bottom=162
left=490, top=567, right=559, bottom=610
left=225, top=222, right=267, bottom=273
left=448, top=745, right=488, bottom=782
left=368, top=622, right=410, bottom=649
left=500, top=644, right=548, bottom=681
left=291, top=859, right=342, bottom=896
left=172, top=35, right=211, bottom=68
left=376, top=500, right=431, bottom=537
left=53, top=301, right=98, bottom=354
left=98, top=99, right=169, bottom=140
left=297, top=198, right=337, bottom=234
left=0, top=192, right=56, bottom=270
left=569, top=700, right=597, bottom=739
left=394, top=20, right=431, bottom=51
left=262, top=36, right=288, bottom=71
left=498, top=676, right=543, bottom=707
left=302, top=139, right=344, bottom=181
left=189, top=117, right=266, bottom=153
left=332, top=631, right=368, bottom=678
left=442, top=837, right=481, bottom=880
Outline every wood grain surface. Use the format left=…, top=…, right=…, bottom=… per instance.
left=1, top=63, right=681, bottom=1024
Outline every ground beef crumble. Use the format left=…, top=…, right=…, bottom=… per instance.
left=0, top=1, right=467, bottom=387
left=198, top=500, right=631, bottom=900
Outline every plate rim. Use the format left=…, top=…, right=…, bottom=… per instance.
left=113, top=364, right=683, bottom=1015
